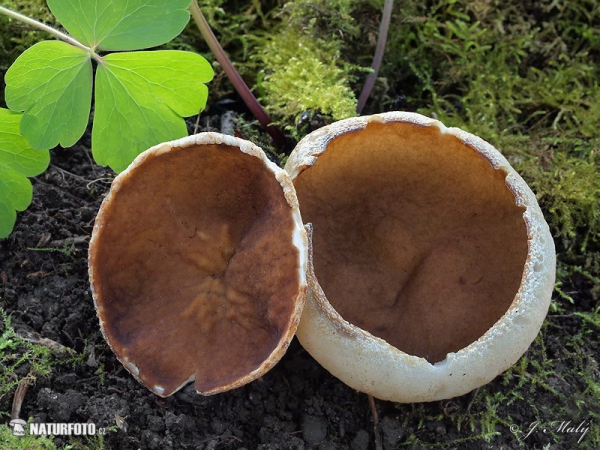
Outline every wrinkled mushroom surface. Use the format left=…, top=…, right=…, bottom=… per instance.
left=89, top=133, right=307, bottom=397
left=286, top=112, right=555, bottom=402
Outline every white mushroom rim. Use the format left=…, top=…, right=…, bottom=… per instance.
left=287, top=112, right=556, bottom=403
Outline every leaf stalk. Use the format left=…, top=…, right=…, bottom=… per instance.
left=357, top=0, right=394, bottom=114
left=188, top=1, right=287, bottom=149
left=0, top=5, right=102, bottom=63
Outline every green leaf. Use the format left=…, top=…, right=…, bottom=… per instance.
left=0, top=167, right=32, bottom=212
left=0, top=202, right=16, bottom=240
left=5, top=41, right=92, bottom=150
left=92, top=50, right=213, bottom=172
left=0, top=109, right=51, bottom=238
left=46, top=0, right=192, bottom=51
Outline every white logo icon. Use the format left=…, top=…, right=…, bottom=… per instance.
left=9, top=419, right=27, bottom=437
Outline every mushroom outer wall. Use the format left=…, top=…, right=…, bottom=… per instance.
left=89, top=133, right=307, bottom=397
left=286, top=112, right=555, bottom=403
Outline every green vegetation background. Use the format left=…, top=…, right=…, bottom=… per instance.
left=1, top=0, right=599, bottom=448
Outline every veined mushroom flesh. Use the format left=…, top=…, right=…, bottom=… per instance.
left=89, top=133, right=307, bottom=397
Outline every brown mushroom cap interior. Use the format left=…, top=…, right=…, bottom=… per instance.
left=294, top=121, right=529, bottom=363
left=90, top=144, right=301, bottom=395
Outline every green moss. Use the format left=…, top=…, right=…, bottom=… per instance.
left=198, top=0, right=278, bottom=58
left=521, top=148, right=600, bottom=253
left=0, top=308, right=55, bottom=403
left=0, top=308, right=92, bottom=447
left=254, top=0, right=378, bottom=125
left=381, top=0, right=600, bottom=121
left=276, top=0, right=361, bottom=39
left=0, top=308, right=84, bottom=414
left=260, top=29, right=358, bottom=123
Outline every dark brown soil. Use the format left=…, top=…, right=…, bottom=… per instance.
left=0, top=113, right=597, bottom=450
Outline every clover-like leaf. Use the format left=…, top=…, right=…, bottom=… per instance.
left=5, top=40, right=92, bottom=150
left=46, top=0, right=192, bottom=51
left=92, top=50, right=213, bottom=172
left=0, top=109, right=51, bottom=238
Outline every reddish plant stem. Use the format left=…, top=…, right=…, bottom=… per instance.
left=368, top=394, right=383, bottom=450
left=11, top=378, right=31, bottom=420
left=188, top=1, right=287, bottom=149
left=357, top=0, right=394, bottom=114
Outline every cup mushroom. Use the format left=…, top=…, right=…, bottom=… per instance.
left=285, top=112, right=555, bottom=402
left=88, top=133, right=307, bottom=397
